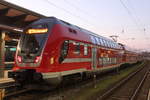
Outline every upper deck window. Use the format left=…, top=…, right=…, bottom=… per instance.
left=101, top=39, right=105, bottom=46
left=90, top=35, right=96, bottom=44
left=103, top=39, right=107, bottom=47
left=105, top=41, right=109, bottom=47
left=99, top=38, right=104, bottom=46
left=110, top=42, right=113, bottom=48
left=95, top=37, right=100, bottom=45
left=108, top=41, right=111, bottom=48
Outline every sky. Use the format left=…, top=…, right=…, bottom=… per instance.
left=6, top=0, right=150, bottom=52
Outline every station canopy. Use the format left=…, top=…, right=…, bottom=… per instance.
left=0, top=0, right=46, bottom=33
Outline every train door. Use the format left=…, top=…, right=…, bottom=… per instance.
left=91, top=47, right=97, bottom=69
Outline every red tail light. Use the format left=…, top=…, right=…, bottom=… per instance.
left=34, top=56, right=40, bottom=63
left=17, top=56, right=22, bottom=63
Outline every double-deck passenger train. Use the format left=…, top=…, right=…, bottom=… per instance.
left=8, top=17, right=139, bottom=85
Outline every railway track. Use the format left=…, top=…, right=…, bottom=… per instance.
left=135, top=70, right=150, bottom=100
left=98, top=61, right=150, bottom=100
left=0, top=69, right=121, bottom=100
left=4, top=87, right=34, bottom=98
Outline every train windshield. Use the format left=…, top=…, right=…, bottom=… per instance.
left=21, top=34, right=47, bottom=54
left=18, top=24, right=49, bottom=62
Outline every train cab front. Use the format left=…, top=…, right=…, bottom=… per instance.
left=8, top=22, right=51, bottom=85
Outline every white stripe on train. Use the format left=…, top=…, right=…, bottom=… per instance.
left=42, top=63, right=122, bottom=79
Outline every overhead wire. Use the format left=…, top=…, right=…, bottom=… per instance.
left=126, top=0, right=150, bottom=49
left=127, top=0, right=145, bottom=30
left=118, top=0, right=149, bottom=44
left=63, top=0, right=97, bottom=19
left=43, top=0, right=97, bottom=29
left=119, top=0, right=141, bottom=31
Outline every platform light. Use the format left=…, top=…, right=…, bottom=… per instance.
left=26, top=28, right=48, bottom=34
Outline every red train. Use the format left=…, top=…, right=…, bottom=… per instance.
left=8, top=17, right=139, bottom=85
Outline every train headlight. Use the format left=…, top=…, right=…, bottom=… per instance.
left=34, top=56, right=40, bottom=63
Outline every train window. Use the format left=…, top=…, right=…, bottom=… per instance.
left=115, top=44, right=117, bottom=49
left=102, top=40, right=105, bottom=46
left=110, top=42, right=113, bottom=48
left=108, top=41, right=110, bottom=47
left=108, top=42, right=111, bottom=48
left=59, top=40, right=69, bottom=63
left=94, top=37, right=98, bottom=45
left=102, top=58, right=105, bottom=65
left=110, top=43, right=113, bottom=48
left=95, top=37, right=100, bottom=45
left=74, top=42, right=80, bottom=54
left=105, top=57, right=108, bottom=64
left=99, top=38, right=102, bottom=45
left=84, top=44, right=88, bottom=55
left=106, top=57, right=108, bottom=64
left=106, top=41, right=108, bottom=47
left=101, top=39, right=105, bottom=46
left=99, top=58, right=103, bottom=65
left=103, top=40, right=107, bottom=47
left=101, top=58, right=104, bottom=65
left=108, top=58, right=111, bottom=64
left=90, top=35, right=96, bottom=44
left=112, top=58, right=117, bottom=64
left=112, top=43, right=115, bottom=48
left=105, top=40, right=108, bottom=47
left=109, top=58, right=111, bottom=64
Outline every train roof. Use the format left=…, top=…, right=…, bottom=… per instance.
left=31, top=17, right=123, bottom=50
left=57, top=18, right=122, bottom=50
left=124, top=46, right=136, bottom=52
left=119, top=44, right=138, bottom=54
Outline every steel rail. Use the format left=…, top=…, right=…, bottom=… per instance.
left=99, top=62, right=146, bottom=100
left=4, top=88, right=33, bottom=97
left=130, top=69, right=150, bottom=100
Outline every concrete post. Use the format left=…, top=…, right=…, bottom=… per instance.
left=0, top=31, right=5, bottom=78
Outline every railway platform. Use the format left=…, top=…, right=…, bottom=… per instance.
left=0, top=70, right=14, bottom=100
left=0, top=70, right=14, bottom=84
left=148, top=90, right=150, bottom=100
left=0, top=78, right=14, bottom=84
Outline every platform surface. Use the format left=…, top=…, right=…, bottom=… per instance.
left=0, top=70, right=14, bottom=84
left=0, top=78, right=14, bottom=84
left=148, top=90, right=150, bottom=100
